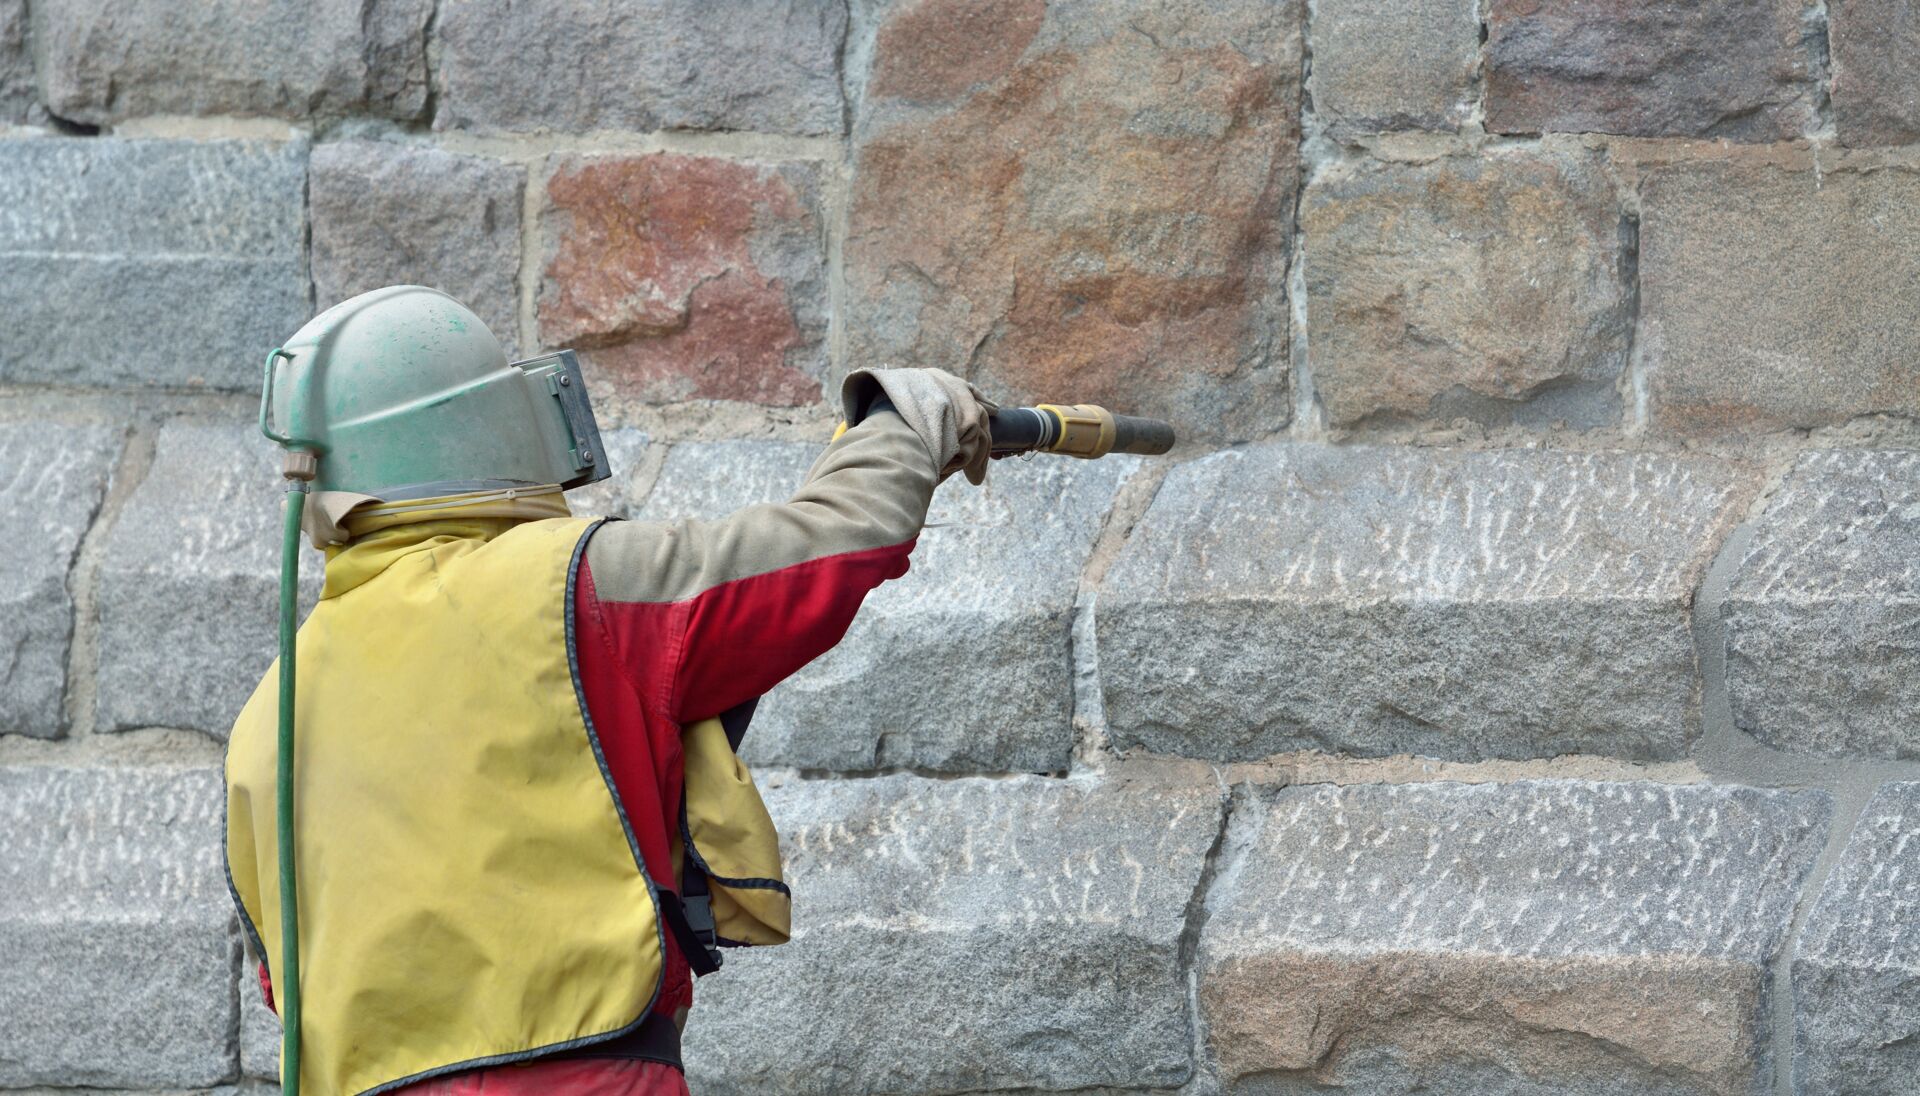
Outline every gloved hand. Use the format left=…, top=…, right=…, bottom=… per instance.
left=841, top=367, right=997, bottom=485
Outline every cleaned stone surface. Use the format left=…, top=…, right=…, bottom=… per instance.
left=311, top=141, right=524, bottom=346
left=1310, top=0, right=1478, bottom=135
left=562, top=427, right=653, bottom=520
left=95, top=422, right=321, bottom=736
left=638, top=439, right=1135, bottom=772
left=1831, top=0, right=1920, bottom=146
left=39, top=0, right=432, bottom=123
left=684, top=773, right=1224, bottom=1092
left=241, top=977, right=279, bottom=1081
left=1099, top=444, right=1756, bottom=762
left=540, top=153, right=828, bottom=406
left=1202, top=780, right=1831, bottom=1094
left=846, top=0, right=1299, bottom=441
left=1486, top=0, right=1820, bottom=139
left=0, top=765, right=236, bottom=1087
left=1642, top=163, right=1920, bottom=432
left=1303, top=153, right=1629, bottom=428
left=0, top=421, right=119, bottom=738
left=1794, top=782, right=1920, bottom=1094
left=0, top=0, right=35, bottom=124
left=1726, top=450, right=1920, bottom=760
left=0, top=138, right=308, bottom=390
left=435, top=0, right=844, bottom=136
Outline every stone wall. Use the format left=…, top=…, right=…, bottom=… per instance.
left=2, top=2, right=1918, bottom=1094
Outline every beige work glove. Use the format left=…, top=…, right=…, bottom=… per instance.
left=841, top=367, right=997, bottom=485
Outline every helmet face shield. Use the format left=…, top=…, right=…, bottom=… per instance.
left=509, top=349, right=611, bottom=495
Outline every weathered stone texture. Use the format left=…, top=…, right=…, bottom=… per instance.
left=242, top=978, right=279, bottom=1081
left=1303, top=153, right=1629, bottom=428
left=0, top=0, right=35, bottom=124
left=1642, top=163, right=1920, bottom=433
left=0, top=421, right=119, bottom=738
left=1726, top=450, right=1920, bottom=761
left=540, top=153, right=828, bottom=406
left=1202, top=781, right=1831, bottom=1093
left=311, top=141, right=524, bottom=346
left=0, top=766, right=236, bottom=1087
left=1794, top=782, right=1920, bottom=1094
left=434, top=0, right=845, bottom=136
left=638, top=439, right=1136, bottom=772
left=0, top=138, right=308, bottom=390
left=684, top=773, right=1223, bottom=1092
left=1099, top=445, right=1756, bottom=762
left=1831, top=0, right=1920, bottom=146
left=39, top=0, right=432, bottom=123
left=1486, top=0, right=1820, bottom=140
left=561, top=427, right=653, bottom=520
left=96, top=422, right=320, bottom=736
left=1310, top=0, right=1478, bottom=135
left=846, top=0, right=1300, bottom=441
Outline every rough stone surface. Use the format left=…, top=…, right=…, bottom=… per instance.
left=0, top=421, right=119, bottom=738
left=311, top=140, right=524, bottom=346
left=1831, top=0, right=1920, bottom=146
left=1726, top=450, right=1920, bottom=761
left=540, top=153, right=828, bottom=406
left=846, top=0, right=1300, bottom=441
left=1310, top=0, right=1478, bottom=136
left=1794, top=782, right=1920, bottom=1094
left=1641, top=163, right=1920, bottom=433
left=1302, top=153, right=1629, bottom=428
left=1099, top=444, right=1757, bottom=762
left=434, top=0, right=845, bottom=137
left=1485, top=0, right=1820, bottom=140
left=639, top=440, right=1137, bottom=772
left=0, top=0, right=35, bottom=124
left=0, top=765, right=236, bottom=1087
left=95, top=422, right=321, bottom=736
left=39, top=0, right=432, bottom=124
left=562, top=427, right=653, bottom=520
left=241, top=977, right=279, bottom=1081
left=0, top=138, right=308, bottom=390
left=683, top=773, right=1224, bottom=1092
left=1202, top=780, right=1831, bottom=1094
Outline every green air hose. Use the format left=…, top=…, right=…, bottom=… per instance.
left=277, top=483, right=306, bottom=1096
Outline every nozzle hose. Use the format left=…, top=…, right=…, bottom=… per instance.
left=276, top=483, right=305, bottom=1095
left=988, top=405, right=1176, bottom=458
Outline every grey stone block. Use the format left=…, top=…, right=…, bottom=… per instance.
left=1831, top=0, right=1920, bottom=146
left=434, top=0, right=845, bottom=137
left=241, top=976, right=280, bottom=1082
left=1726, top=450, right=1920, bottom=760
left=0, top=0, right=35, bottom=124
left=0, top=765, right=237, bottom=1087
left=637, top=441, right=1137, bottom=772
left=683, top=773, right=1225, bottom=1093
left=561, top=427, right=652, bottom=520
left=1641, top=162, right=1920, bottom=433
left=1302, top=153, right=1630, bottom=428
left=311, top=141, right=524, bottom=348
left=1310, top=0, right=1478, bottom=135
left=96, top=422, right=321, bottom=736
left=0, top=138, right=308, bottom=390
left=1794, top=782, right=1920, bottom=1094
left=1098, top=444, right=1757, bottom=762
left=1201, top=780, right=1832, bottom=1093
left=38, top=0, right=432, bottom=123
left=1486, top=0, right=1820, bottom=140
left=0, top=420, right=120, bottom=737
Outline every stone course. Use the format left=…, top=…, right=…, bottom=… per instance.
left=1302, top=152, right=1630, bottom=428
left=1727, top=449, right=1920, bottom=761
left=0, top=421, right=119, bottom=738
left=1830, top=0, right=1920, bottom=146
left=1485, top=0, right=1821, bottom=140
left=38, top=0, right=433, bottom=124
left=1641, top=161, right=1920, bottom=433
left=0, top=0, right=34, bottom=123
left=1100, top=444, right=1756, bottom=762
left=1309, top=0, right=1478, bottom=136
left=638, top=440, right=1137, bottom=773
left=310, top=141, right=524, bottom=347
left=0, top=138, right=309, bottom=390
left=683, top=773, right=1224, bottom=1092
left=0, top=765, right=236, bottom=1088
left=845, top=0, right=1300, bottom=441
left=1794, top=782, right=1920, bottom=1094
left=1202, top=780, right=1831, bottom=1094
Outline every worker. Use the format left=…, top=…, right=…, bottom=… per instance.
left=223, top=285, right=994, bottom=1096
